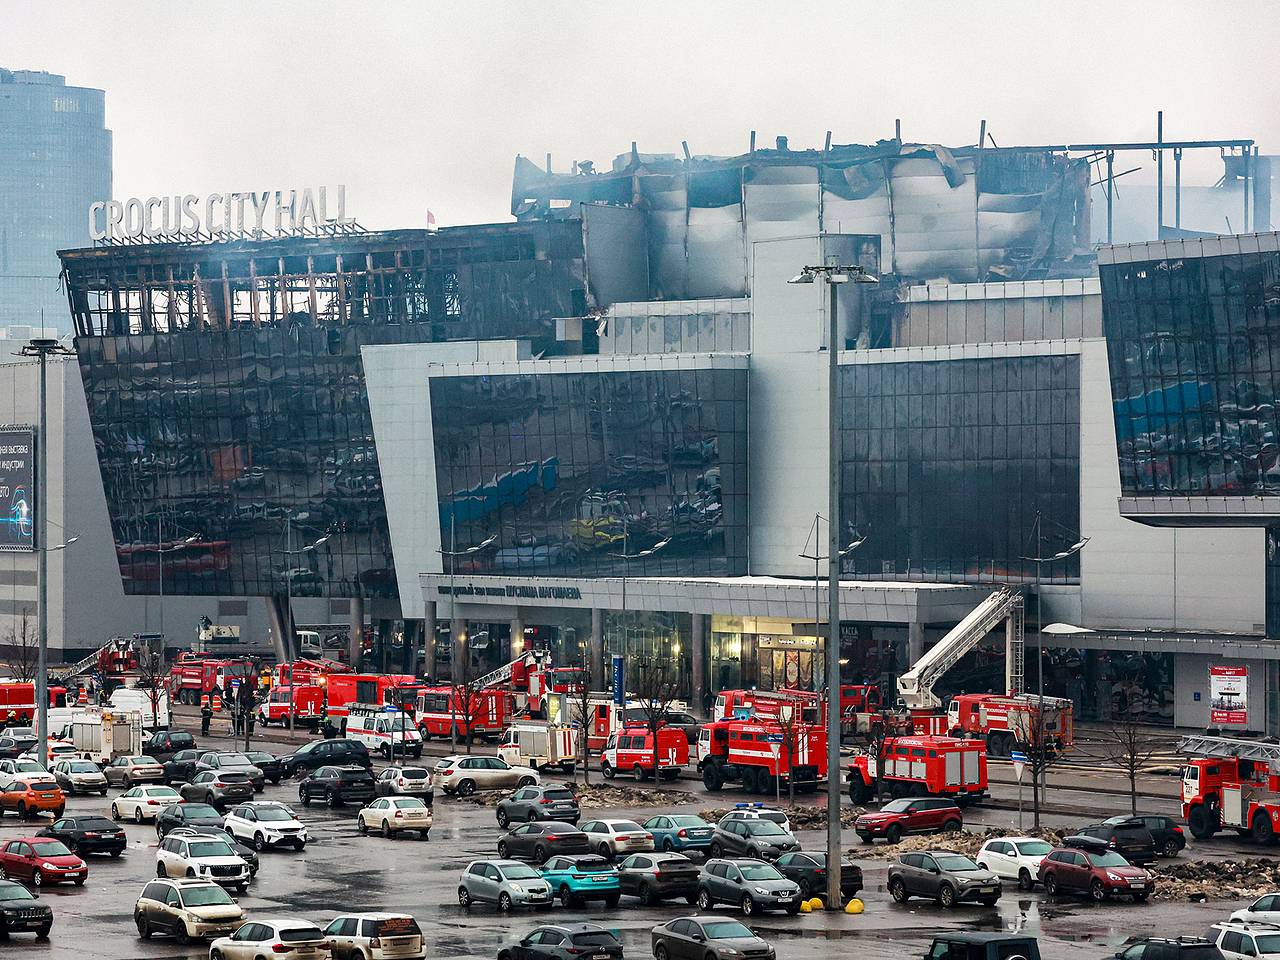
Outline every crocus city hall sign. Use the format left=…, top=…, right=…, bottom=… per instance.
left=89, top=186, right=355, bottom=242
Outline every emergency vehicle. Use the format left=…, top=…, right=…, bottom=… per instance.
left=275, top=658, right=349, bottom=688
left=0, top=681, right=67, bottom=727
left=320, top=673, right=417, bottom=734
left=345, top=704, right=424, bottom=759
left=413, top=686, right=509, bottom=741
left=602, top=724, right=689, bottom=781
left=498, top=722, right=578, bottom=772
left=69, top=708, right=144, bottom=764
left=846, top=734, right=988, bottom=804
left=1178, top=734, right=1280, bottom=842
left=696, top=716, right=826, bottom=793
left=168, top=655, right=255, bottom=704
left=946, top=692, right=1074, bottom=757
left=257, top=684, right=324, bottom=730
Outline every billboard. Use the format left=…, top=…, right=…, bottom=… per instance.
left=0, top=427, right=34, bottom=552
left=1209, top=665, right=1248, bottom=726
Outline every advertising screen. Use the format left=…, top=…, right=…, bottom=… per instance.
left=0, top=427, right=35, bottom=552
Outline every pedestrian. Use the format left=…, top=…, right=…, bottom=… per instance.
left=200, top=700, right=213, bottom=737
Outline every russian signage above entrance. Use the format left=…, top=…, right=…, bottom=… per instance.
left=439, top=581, right=584, bottom=601
left=88, top=186, right=356, bottom=242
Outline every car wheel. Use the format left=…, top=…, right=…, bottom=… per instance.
left=1043, top=874, right=1058, bottom=896
left=980, top=896, right=998, bottom=907
left=605, top=893, right=620, bottom=908
left=740, top=894, right=756, bottom=916
left=496, top=809, right=509, bottom=828
left=111, top=803, right=120, bottom=820
left=885, top=825, right=903, bottom=845
left=516, top=775, right=536, bottom=788
left=1090, top=880, right=1107, bottom=902
left=133, top=807, right=143, bottom=824
left=1018, top=869, right=1034, bottom=891
left=602, top=761, right=615, bottom=780
left=938, top=884, right=956, bottom=908
left=598, top=842, right=613, bottom=860
left=211, top=951, right=224, bottom=960
left=358, top=817, right=369, bottom=835
left=640, top=882, right=657, bottom=906
left=253, top=833, right=266, bottom=852
left=381, top=744, right=391, bottom=760
left=696, top=888, right=713, bottom=911
left=534, top=845, right=549, bottom=864
left=889, top=878, right=909, bottom=902
left=498, top=892, right=513, bottom=912
left=16, top=802, right=26, bottom=819
left=382, top=820, right=394, bottom=839
left=328, top=792, right=342, bottom=809
left=300, top=788, right=311, bottom=807
left=526, top=809, right=538, bottom=823
left=31, top=871, right=42, bottom=888
left=559, top=885, right=579, bottom=908
left=655, top=945, right=670, bottom=960
left=457, top=779, right=475, bottom=796
left=206, top=793, right=218, bottom=806
left=185, top=868, right=196, bottom=878
left=123, top=774, right=132, bottom=787
left=857, top=833, right=872, bottom=844
left=458, top=886, right=472, bottom=907
left=797, top=878, right=811, bottom=899
left=36, top=924, right=50, bottom=939
left=497, top=841, right=509, bottom=858
left=73, top=876, right=85, bottom=887
left=136, top=915, right=150, bottom=939
left=708, top=842, right=722, bottom=859
left=1133, top=891, right=1150, bottom=903
left=174, top=924, right=191, bottom=946
left=156, top=863, right=166, bottom=878
left=1162, top=839, right=1180, bottom=858
left=942, top=819, right=961, bottom=833
left=662, top=837, right=674, bottom=852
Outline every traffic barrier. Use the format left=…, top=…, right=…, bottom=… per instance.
left=844, top=898, right=864, bottom=914
left=212, top=694, right=223, bottom=711
left=77, top=688, right=88, bottom=706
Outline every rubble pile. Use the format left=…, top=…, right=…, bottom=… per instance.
left=852, top=826, right=1066, bottom=859
left=454, top=782, right=676, bottom=809
left=699, top=805, right=865, bottom=829
left=1153, top=858, right=1280, bottom=902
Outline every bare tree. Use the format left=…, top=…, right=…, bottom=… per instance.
left=568, top=648, right=596, bottom=785
left=1103, top=713, right=1160, bottom=816
left=631, top=655, right=682, bottom=781
left=0, top=609, right=37, bottom=682
left=133, top=638, right=167, bottom=730
left=775, top=705, right=802, bottom=805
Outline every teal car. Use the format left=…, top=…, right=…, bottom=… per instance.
left=643, top=814, right=716, bottom=853
left=539, top=854, right=621, bottom=907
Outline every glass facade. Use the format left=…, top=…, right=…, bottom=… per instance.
left=1100, top=249, right=1280, bottom=497
left=429, top=365, right=748, bottom=578
left=839, top=355, right=1081, bottom=583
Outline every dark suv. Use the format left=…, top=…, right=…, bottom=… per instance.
left=1076, top=819, right=1157, bottom=865
left=298, top=765, right=376, bottom=806
left=1103, top=815, right=1185, bottom=858
left=855, top=798, right=962, bottom=844
left=142, top=730, right=196, bottom=763
left=695, top=859, right=802, bottom=916
left=887, top=850, right=1001, bottom=908
left=775, top=851, right=863, bottom=902
left=496, top=785, right=580, bottom=827
left=279, top=738, right=371, bottom=777
left=1111, top=937, right=1223, bottom=960
left=710, top=817, right=799, bottom=861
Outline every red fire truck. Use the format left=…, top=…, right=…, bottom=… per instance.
left=275, top=658, right=349, bottom=688
left=413, top=685, right=509, bottom=741
left=846, top=734, right=988, bottom=804
left=320, top=673, right=417, bottom=734
left=712, top=689, right=824, bottom=724
left=947, top=693, right=1074, bottom=758
left=696, top=716, right=826, bottom=793
left=1178, top=734, right=1280, bottom=842
left=0, top=682, right=67, bottom=727
left=602, top=724, right=689, bottom=781
left=169, top=655, right=256, bottom=704
left=256, top=684, right=325, bottom=730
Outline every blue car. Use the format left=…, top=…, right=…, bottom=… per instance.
left=538, top=854, right=621, bottom=907
left=643, top=814, right=716, bottom=853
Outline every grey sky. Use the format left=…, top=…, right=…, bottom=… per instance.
left=4, top=1, right=1278, bottom=231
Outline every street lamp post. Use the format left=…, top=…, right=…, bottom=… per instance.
left=438, top=528, right=497, bottom=748
left=610, top=524, right=671, bottom=701
left=156, top=521, right=201, bottom=642
left=281, top=516, right=329, bottom=662
left=788, top=262, right=877, bottom=909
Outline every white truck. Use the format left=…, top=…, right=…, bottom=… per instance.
left=70, top=708, right=144, bottom=764
left=108, top=687, right=170, bottom=731
left=498, top=722, right=578, bottom=773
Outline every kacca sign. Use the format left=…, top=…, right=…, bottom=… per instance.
left=89, top=186, right=355, bottom=242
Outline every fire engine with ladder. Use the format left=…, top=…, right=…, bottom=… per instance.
left=1177, top=733, right=1280, bottom=843
left=697, top=690, right=827, bottom=794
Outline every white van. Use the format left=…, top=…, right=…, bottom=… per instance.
left=345, top=705, right=422, bottom=760
left=108, top=687, right=170, bottom=731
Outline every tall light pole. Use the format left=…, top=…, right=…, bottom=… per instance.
left=788, top=263, right=877, bottom=909
left=21, top=337, right=74, bottom=768
left=438, top=528, right=497, bottom=748
left=610, top=521, right=671, bottom=697
left=156, top=521, right=201, bottom=642
left=281, top=515, right=329, bottom=661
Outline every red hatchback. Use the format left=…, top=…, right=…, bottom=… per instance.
left=854, top=798, right=963, bottom=845
left=1037, top=836, right=1152, bottom=902
left=0, top=837, right=87, bottom=887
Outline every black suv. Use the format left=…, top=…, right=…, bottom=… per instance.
left=927, top=933, right=1041, bottom=960
left=279, top=738, right=371, bottom=777
left=1076, top=819, right=1157, bottom=866
left=709, top=817, right=799, bottom=861
left=775, top=851, right=862, bottom=902
left=142, top=730, right=196, bottom=763
left=298, top=765, right=376, bottom=806
left=1103, top=815, right=1185, bottom=858
left=1110, top=937, right=1223, bottom=960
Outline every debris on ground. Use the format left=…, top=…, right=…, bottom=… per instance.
left=1152, top=858, right=1280, bottom=902
left=700, top=804, right=866, bottom=829
left=453, top=782, right=678, bottom=809
left=850, top=826, right=1066, bottom=859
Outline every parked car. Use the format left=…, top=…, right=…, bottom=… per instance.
left=457, top=859, right=553, bottom=910
left=50, top=759, right=109, bottom=796
left=0, top=836, right=86, bottom=886
left=209, top=916, right=330, bottom=959
left=103, top=755, right=165, bottom=787
left=179, top=770, right=255, bottom=808
left=976, top=836, right=1055, bottom=890
left=156, top=801, right=225, bottom=839
left=437, top=755, right=538, bottom=796
left=163, top=748, right=204, bottom=785
left=1037, top=836, right=1153, bottom=902
left=651, top=917, right=774, bottom=960
left=887, top=850, right=1001, bottom=908
left=0, top=730, right=36, bottom=758
left=695, top=858, right=802, bottom=916
left=643, top=814, right=715, bottom=854
left=223, top=801, right=308, bottom=851
left=155, top=833, right=250, bottom=891
left=195, top=752, right=265, bottom=792
left=1231, top=893, right=1280, bottom=924
left=244, top=751, right=284, bottom=785
left=538, top=855, right=621, bottom=908
left=709, top=817, right=799, bottom=861
left=0, top=878, right=52, bottom=938
left=0, top=758, right=46, bottom=789
left=322, top=912, right=425, bottom=960
left=1103, top=814, right=1186, bottom=859
left=1117, top=936, right=1225, bottom=960
left=719, top=804, right=791, bottom=834
left=111, top=784, right=182, bottom=822
left=141, top=730, right=197, bottom=764
left=38, top=814, right=126, bottom=856
left=774, top=851, right=863, bottom=902
left=134, top=877, right=245, bottom=943
left=1076, top=818, right=1158, bottom=866
left=855, top=797, right=963, bottom=845
left=581, top=819, right=656, bottom=859
left=1214, top=923, right=1279, bottom=960
left=298, top=766, right=377, bottom=807
left=617, top=851, right=701, bottom=905
left=374, top=765, right=432, bottom=800
left=500, top=923, right=623, bottom=960
left=279, top=738, right=371, bottom=778
left=0, top=778, right=64, bottom=819
left=497, top=785, right=579, bottom=827
left=499, top=822, right=590, bottom=863
left=926, top=933, right=1043, bottom=960
left=167, top=827, right=258, bottom=879
left=356, top=797, right=432, bottom=839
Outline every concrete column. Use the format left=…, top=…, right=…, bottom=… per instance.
left=1004, top=615, right=1017, bottom=696
left=508, top=615, right=524, bottom=663
left=265, top=596, right=289, bottom=663
left=908, top=620, right=925, bottom=666
left=450, top=614, right=469, bottom=683
left=423, top=602, right=438, bottom=680
left=403, top=620, right=421, bottom=675
left=348, top=596, right=365, bottom=669
left=691, top=613, right=707, bottom=716
left=590, top=608, right=605, bottom=691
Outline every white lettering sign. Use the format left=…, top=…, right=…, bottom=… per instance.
left=89, top=186, right=355, bottom=242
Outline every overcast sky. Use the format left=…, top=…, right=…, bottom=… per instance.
left=5, top=1, right=1278, bottom=231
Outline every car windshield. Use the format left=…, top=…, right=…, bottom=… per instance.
left=1085, top=850, right=1131, bottom=867
left=15, top=761, right=43, bottom=771
left=739, top=864, right=783, bottom=881
left=217, top=754, right=251, bottom=765
left=880, top=800, right=912, bottom=813
left=182, top=804, right=220, bottom=817
left=254, top=807, right=295, bottom=821
left=189, top=841, right=235, bottom=857
left=0, top=884, right=34, bottom=901
left=704, top=921, right=753, bottom=939
left=32, top=840, right=72, bottom=856
left=748, top=821, right=787, bottom=836
left=181, top=885, right=234, bottom=907
left=383, top=716, right=416, bottom=732
left=572, top=932, right=619, bottom=947
left=68, top=762, right=99, bottom=773
left=935, top=855, right=980, bottom=871
left=671, top=816, right=707, bottom=827
left=500, top=864, right=540, bottom=880
left=1015, top=841, right=1053, bottom=856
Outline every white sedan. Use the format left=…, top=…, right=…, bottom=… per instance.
left=975, top=836, right=1054, bottom=889
left=223, top=801, right=308, bottom=851
left=357, top=797, right=431, bottom=839
left=111, top=784, right=182, bottom=822
left=1231, top=892, right=1280, bottom=924
left=580, top=819, right=655, bottom=858
left=210, top=917, right=330, bottom=960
